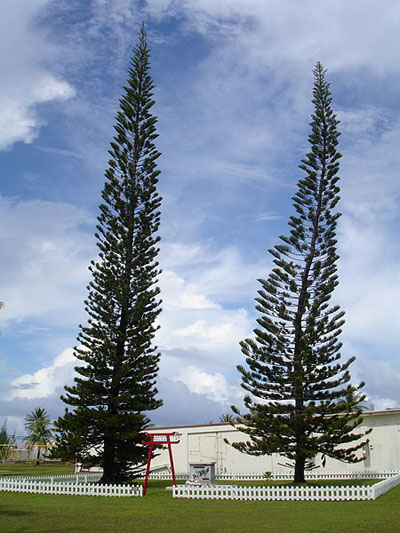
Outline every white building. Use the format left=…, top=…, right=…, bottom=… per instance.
left=146, top=409, right=400, bottom=475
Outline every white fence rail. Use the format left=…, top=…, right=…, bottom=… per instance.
left=149, top=473, right=188, bottom=480
left=218, top=470, right=400, bottom=481
left=2, top=470, right=399, bottom=500
left=0, top=477, right=142, bottom=497
left=173, top=484, right=373, bottom=501
left=6, top=473, right=102, bottom=483
left=172, top=472, right=400, bottom=502
left=150, top=470, right=399, bottom=481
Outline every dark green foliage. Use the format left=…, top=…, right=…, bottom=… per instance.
left=53, top=25, right=162, bottom=483
left=0, top=419, right=9, bottom=444
left=219, top=413, right=241, bottom=424
left=24, top=408, right=52, bottom=464
left=24, top=408, right=52, bottom=445
left=232, top=63, right=370, bottom=483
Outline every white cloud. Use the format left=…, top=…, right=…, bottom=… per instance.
left=155, top=242, right=258, bottom=367
left=0, top=197, right=94, bottom=329
left=237, top=211, right=283, bottom=223
left=147, top=0, right=400, bottom=184
left=162, top=0, right=400, bottom=75
left=32, top=77, right=74, bottom=102
left=333, top=115, right=400, bottom=362
left=0, top=0, right=75, bottom=150
left=153, top=378, right=231, bottom=426
left=160, top=242, right=267, bottom=304
left=4, top=349, right=241, bottom=428
left=354, top=360, right=400, bottom=406
left=173, top=311, right=248, bottom=349
left=160, top=270, right=219, bottom=310
left=172, top=364, right=242, bottom=405
left=2, top=0, right=400, bottom=428
left=157, top=282, right=252, bottom=359
left=10, top=347, right=77, bottom=400
left=0, top=416, right=26, bottom=438
left=337, top=107, right=392, bottom=139
left=367, top=397, right=398, bottom=412
left=159, top=264, right=248, bottom=365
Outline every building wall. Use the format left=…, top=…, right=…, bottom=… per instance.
left=147, top=410, right=400, bottom=475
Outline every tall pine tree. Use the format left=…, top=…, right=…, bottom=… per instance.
left=232, top=63, right=370, bottom=483
left=54, top=25, right=162, bottom=483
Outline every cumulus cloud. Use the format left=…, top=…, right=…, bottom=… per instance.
left=367, top=397, right=398, bottom=412
left=153, top=378, right=229, bottom=426
left=3, top=349, right=241, bottom=429
left=0, top=347, right=78, bottom=435
left=10, top=348, right=77, bottom=400
left=0, top=0, right=75, bottom=150
left=0, top=192, right=255, bottom=422
left=337, top=107, right=392, bottom=140
left=172, top=365, right=242, bottom=405
left=0, top=197, right=94, bottom=329
left=160, top=270, right=219, bottom=310
left=157, top=292, right=251, bottom=364
left=173, top=311, right=248, bottom=349
left=333, top=114, right=400, bottom=364
left=2, top=0, right=400, bottom=429
left=160, top=242, right=268, bottom=305
left=148, top=0, right=400, bottom=76
left=354, top=359, right=400, bottom=408
left=155, top=241, right=259, bottom=370
left=141, top=0, right=400, bottom=160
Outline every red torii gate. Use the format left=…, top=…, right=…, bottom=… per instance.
left=141, top=431, right=180, bottom=495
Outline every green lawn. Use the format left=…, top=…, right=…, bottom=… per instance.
left=0, top=463, right=74, bottom=477
left=0, top=466, right=399, bottom=533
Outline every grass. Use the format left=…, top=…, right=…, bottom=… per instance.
left=0, top=465, right=399, bottom=533
left=0, top=463, right=74, bottom=477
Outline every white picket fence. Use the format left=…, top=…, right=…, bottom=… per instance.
left=217, top=470, right=400, bottom=481
left=150, top=470, right=399, bottom=481
left=172, top=472, right=400, bottom=502
left=173, top=484, right=372, bottom=501
left=149, top=473, right=188, bottom=480
left=0, top=477, right=142, bottom=497
left=6, top=473, right=102, bottom=483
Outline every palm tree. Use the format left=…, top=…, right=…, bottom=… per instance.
left=24, top=407, right=52, bottom=464
left=219, top=413, right=242, bottom=424
left=0, top=419, right=9, bottom=444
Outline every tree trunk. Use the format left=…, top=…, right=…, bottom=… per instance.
left=100, top=438, right=117, bottom=484
left=294, top=453, right=306, bottom=483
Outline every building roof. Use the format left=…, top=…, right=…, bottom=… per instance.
left=149, top=408, right=400, bottom=432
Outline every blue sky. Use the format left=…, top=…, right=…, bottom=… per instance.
left=1, top=0, right=400, bottom=435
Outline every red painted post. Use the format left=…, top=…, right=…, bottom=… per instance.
left=142, top=440, right=154, bottom=496
left=141, top=432, right=180, bottom=496
left=167, top=436, right=177, bottom=487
